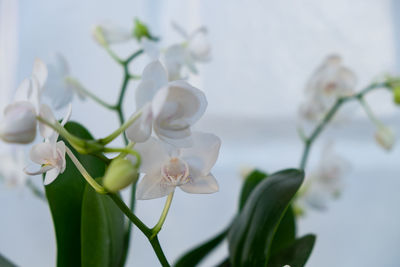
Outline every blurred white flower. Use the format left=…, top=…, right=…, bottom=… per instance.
left=42, top=53, right=85, bottom=109
left=92, top=22, right=131, bottom=46
left=126, top=61, right=207, bottom=147
left=301, top=142, right=351, bottom=210
left=163, top=22, right=211, bottom=80
left=299, top=55, right=356, bottom=122
left=0, top=148, right=28, bottom=187
left=375, top=125, right=395, bottom=151
left=135, top=132, right=220, bottom=200
left=0, top=101, right=37, bottom=144
left=24, top=104, right=71, bottom=185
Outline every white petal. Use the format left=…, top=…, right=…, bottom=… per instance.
left=126, top=105, right=153, bottom=143
left=136, top=173, right=175, bottom=200
left=181, top=132, right=221, bottom=174
left=39, top=104, right=56, bottom=140
left=61, top=104, right=72, bottom=127
left=180, top=173, right=219, bottom=194
left=32, top=58, right=48, bottom=89
left=188, top=27, right=211, bottom=62
left=163, top=45, right=186, bottom=80
left=14, top=78, right=31, bottom=102
left=56, top=141, right=67, bottom=172
left=135, top=61, right=168, bottom=108
left=0, top=101, right=37, bottom=144
left=134, top=137, right=170, bottom=174
left=154, top=125, right=193, bottom=147
left=44, top=167, right=61, bottom=185
left=29, top=142, right=55, bottom=165
left=24, top=164, right=53, bottom=176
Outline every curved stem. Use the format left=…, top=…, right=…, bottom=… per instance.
left=149, top=236, right=171, bottom=267
left=65, top=146, right=106, bottom=194
left=98, top=111, right=142, bottom=145
left=151, top=192, right=174, bottom=238
left=64, top=77, right=115, bottom=110
left=358, top=97, right=383, bottom=127
left=299, top=82, right=389, bottom=170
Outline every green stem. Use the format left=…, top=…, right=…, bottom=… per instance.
left=36, top=116, right=88, bottom=151
left=358, top=97, right=383, bottom=127
left=107, top=193, right=171, bottom=266
left=105, top=45, right=123, bottom=64
left=151, top=192, right=174, bottom=238
left=299, top=82, right=389, bottom=170
left=98, top=111, right=142, bottom=145
left=64, top=77, right=115, bottom=110
left=65, top=146, right=106, bottom=194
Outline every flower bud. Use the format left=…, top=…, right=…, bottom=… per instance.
left=0, top=101, right=37, bottom=144
left=103, top=158, right=138, bottom=193
left=92, top=26, right=108, bottom=47
left=394, top=86, right=400, bottom=105
left=133, top=19, right=152, bottom=41
left=375, top=125, right=395, bottom=151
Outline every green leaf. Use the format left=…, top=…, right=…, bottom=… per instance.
left=227, top=169, right=304, bottom=267
left=45, top=121, right=107, bottom=267
left=174, top=228, right=228, bottom=267
left=268, top=234, right=316, bottom=267
left=0, top=253, right=17, bottom=267
left=239, top=169, right=268, bottom=211
left=81, top=179, right=125, bottom=267
left=269, top=205, right=296, bottom=256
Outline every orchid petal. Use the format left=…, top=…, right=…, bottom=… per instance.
left=32, top=58, right=48, bottom=89
left=181, top=132, right=221, bottom=174
left=180, top=173, right=219, bottom=194
left=39, top=104, right=56, bottom=140
left=134, top=137, right=170, bottom=174
left=24, top=164, right=53, bottom=176
left=29, top=142, right=55, bottom=165
left=126, top=104, right=153, bottom=143
left=136, top=173, right=175, bottom=200
left=44, top=167, right=61, bottom=185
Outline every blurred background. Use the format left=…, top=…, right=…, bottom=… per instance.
left=1, top=0, right=400, bottom=266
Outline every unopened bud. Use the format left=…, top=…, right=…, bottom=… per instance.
left=375, top=125, right=395, bottom=151
left=92, top=26, right=108, bottom=47
left=103, top=158, right=138, bottom=193
left=0, top=101, right=37, bottom=144
left=133, top=19, right=152, bottom=41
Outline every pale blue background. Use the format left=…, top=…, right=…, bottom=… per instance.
left=0, top=0, right=400, bottom=266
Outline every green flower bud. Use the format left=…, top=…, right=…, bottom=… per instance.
left=394, top=86, right=400, bottom=105
left=92, top=26, right=108, bottom=47
left=132, top=19, right=152, bottom=41
left=103, top=158, right=138, bottom=193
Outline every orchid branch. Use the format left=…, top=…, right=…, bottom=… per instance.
left=299, top=82, right=391, bottom=170
left=150, top=192, right=174, bottom=239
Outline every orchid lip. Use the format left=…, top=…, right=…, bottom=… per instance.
left=161, top=157, right=190, bottom=186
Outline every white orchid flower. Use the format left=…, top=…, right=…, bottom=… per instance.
left=0, top=101, right=38, bottom=144
left=42, top=53, right=85, bottom=110
left=92, top=22, right=132, bottom=46
left=135, top=132, right=221, bottom=200
left=24, top=104, right=71, bottom=185
left=301, top=142, right=350, bottom=210
left=299, top=55, right=356, bottom=122
left=375, top=125, right=395, bottom=151
left=0, top=58, right=52, bottom=144
left=163, top=22, right=211, bottom=80
left=126, top=60, right=207, bottom=147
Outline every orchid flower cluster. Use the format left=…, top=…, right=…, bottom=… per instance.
left=1, top=19, right=400, bottom=267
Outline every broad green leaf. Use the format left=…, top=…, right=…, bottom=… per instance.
left=268, top=234, right=316, bottom=267
left=45, top=121, right=107, bottom=267
left=239, top=169, right=268, bottom=211
left=81, top=179, right=125, bottom=267
left=227, top=169, right=304, bottom=267
left=0, top=253, right=17, bottom=267
left=174, top=228, right=228, bottom=267
left=269, top=205, right=296, bottom=256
